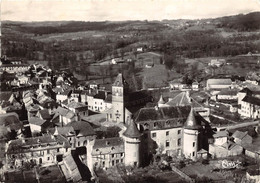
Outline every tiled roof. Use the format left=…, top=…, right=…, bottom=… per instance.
left=67, top=101, right=87, bottom=109
left=221, top=141, right=237, bottom=150
left=0, top=91, right=12, bottom=102
left=92, top=137, right=124, bottom=155
left=217, top=89, right=239, bottom=96
left=37, top=109, right=51, bottom=120
left=7, top=134, right=70, bottom=154
left=66, top=121, right=96, bottom=137
left=166, top=92, right=191, bottom=106
left=55, top=106, right=75, bottom=119
left=213, top=130, right=229, bottom=138
left=49, top=126, right=75, bottom=137
left=123, top=120, right=141, bottom=138
left=134, top=106, right=191, bottom=122
left=242, top=96, right=260, bottom=106
left=94, top=91, right=106, bottom=100
left=0, top=112, right=22, bottom=131
left=207, top=78, right=232, bottom=85
left=63, top=154, right=82, bottom=182
left=232, top=130, right=249, bottom=140
left=29, top=117, right=46, bottom=126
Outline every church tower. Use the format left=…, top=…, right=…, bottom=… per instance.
left=183, top=108, right=201, bottom=161
left=123, top=119, right=141, bottom=167
left=112, top=73, right=128, bottom=123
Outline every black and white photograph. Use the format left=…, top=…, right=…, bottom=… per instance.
left=0, top=0, right=260, bottom=182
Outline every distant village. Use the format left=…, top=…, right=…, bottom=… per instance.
left=1, top=52, right=260, bottom=183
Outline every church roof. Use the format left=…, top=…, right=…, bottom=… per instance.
left=113, top=73, right=127, bottom=87
left=184, top=108, right=201, bottom=130
left=123, top=119, right=141, bottom=138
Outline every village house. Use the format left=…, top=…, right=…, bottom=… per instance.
left=209, top=141, right=243, bottom=158
left=212, top=130, right=229, bottom=146
left=87, top=119, right=142, bottom=172
left=56, top=89, right=72, bottom=104
left=232, top=130, right=253, bottom=146
left=64, top=101, right=88, bottom=120
left=60, top=154, right=82, bottom=182
left=240, top=95, right=260, bottom=119
left=50, top=121, right=96, bottom=149
left=208, top=59, right=226, bottom=67
left=52, top=106, right=78, bottom=126
left=206, top=78, right=233, bottom=91
left=5, top=134, right=71, bottom=169
left=86, top=90, right=112, bottom=113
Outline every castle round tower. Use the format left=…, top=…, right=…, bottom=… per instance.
left=183, top=108, right=201, bottom=161
left=122, top=119, right=141, bottom=167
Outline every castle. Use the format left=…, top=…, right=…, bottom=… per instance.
left=86, top=73, right=209, bottom=174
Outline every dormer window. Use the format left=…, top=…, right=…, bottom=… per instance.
left=144, top=123, right=149, bottom=130
left=111, top=147, right=115, bottom=150
left=154, top=122, right=158, bottom=128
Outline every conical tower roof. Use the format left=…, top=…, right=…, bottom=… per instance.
left=184, top=108, right=201, bottom=130
left=123, top=119, right=141, bottom=138
left=158, top=95, right=165, bottom=104
left=113, top=73, right=127, bottom=87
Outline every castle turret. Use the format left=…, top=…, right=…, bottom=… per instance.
left=123, top=119, right=141, bottom=167
left=112, top=73, right=128, bottom=123
left=158, top=95, right=165, bottom=107
left=183, top=108, right=201, bottom=160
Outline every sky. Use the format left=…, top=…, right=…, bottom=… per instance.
left=1, top=0, right=260, bottom=22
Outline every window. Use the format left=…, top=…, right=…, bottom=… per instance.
left=178, top=138, right=181, bottom=146
left=112, top=154, right=114, bottom=158
left=152, top=132, right=156, bottom=138
left=178, top=130, right=181, bottom=134
left=166, top=131, right=169, bottom=136
left=47, top=157, right=50, bottom=161
left=57, top=148, right=60, bottom=152
left=166, top=140, right=170, bottom=147
left=78, top=141, right=80, bottom=146
left=116, top=160, right=119, bottom=164
left=154, top=122, right=158, bottom=128
left=193, top=142, right=195, bottom=147
left=112, top=160, right=114, bottom=166
left=47, top=149, right=50, bottom=154
left=121, top=153, right=124, bottom=157
left=192, top=152, right=195, bottom=156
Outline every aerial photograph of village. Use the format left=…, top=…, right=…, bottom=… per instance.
left=0, top=0, right=260, bottom=182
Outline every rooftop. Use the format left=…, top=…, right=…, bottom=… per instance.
left=232, top=130, right=249, bottom=140
left=184, top=108, right=201, bottom=130
left=66, top=121, right=96, bottom=137
left=7, top=134, right=70, bottom=154
left=242, top=95, right=260, bottom=106
left=207, top=78, right=232, bottom=85
left=92, top=137, right=124, bottom=155
left=123, top=119, right=141, bottom=138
